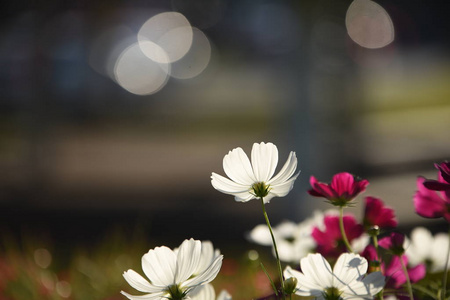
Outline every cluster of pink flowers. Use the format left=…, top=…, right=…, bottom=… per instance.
left=309, top=168, right=450, bottom=298
left=249, top=164, right=450, bottom=299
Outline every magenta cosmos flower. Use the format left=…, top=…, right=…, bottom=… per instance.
left=308, top=172, right=369, bottom=207
left=414, top=176, right=450, bottom=222
left=378, top=232, right=405, bottom=256
left=423, top=162, right=450, bottom=191
left=363, top=196, right=397, bottom=232
left=384, top=255, right=426, bottom=289
left=312, top=213, right=364, bottom=258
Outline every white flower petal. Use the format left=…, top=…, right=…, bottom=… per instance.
left=217, top=290, right=232, bottom=300
left=333, top=253, right=368, bottom=289
left=223, top=147, right=256, bottom=185
left=176, top=239, right=202, bottom=283
left=194, top=241, right=221, bottom=276
left=263, top=194, right=275, bottom=203
left=232, top=192, right=256, bottom=202
left=184, top=255, right=223, bottom=288
left=301, top=253, right=333, bottom=289
left=351, top=235, right=370, bottom=254
left=123, top=269, right=163, bottom=293
left=269, top=173, right=300, bottom=198
left=284, top=266, right=324, bottom=297
left=142, top=246, right=177, bottom=287
left=120, top=290, right=166, bottom=300
left=211, top=173, right=250, bottom=194
left=343, top=272, right=385, bottom=299
left=251, top=142, right=278, bottom=182
left=189, top=284, right=216, bottom=300
left=267, top=151, right=298, bottom=186
left=410, top=227, right=433, bottom=258
left=247, top=224, right=273, bottom=246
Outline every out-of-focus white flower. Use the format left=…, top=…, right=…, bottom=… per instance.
left=248, top=211, right=326, bottom=263
left=121, top=239, right=223, bottom=300
left=211, top=142, right=299, bottom=203
left=284, top=253, right=385, bottom=300
left=351, top=234, right=370, bottom=254
left=189, top=284, right=232, bottom=300
left=405, top=227, right=450, bottom=272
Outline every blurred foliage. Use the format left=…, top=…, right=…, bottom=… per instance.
left=0, top=228, right=285, bottom=300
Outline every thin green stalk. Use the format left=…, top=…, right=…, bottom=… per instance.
left=442, top=226, right=450, bottom=300
left=339, top=206, right=353, bottom=253
left=371, top=235, right=383, bottom=300
left=399, top=255, right=414, bottom=300
left=260, top=262, right=278, bottom=296
left=260, top=197, right=285, bottom=300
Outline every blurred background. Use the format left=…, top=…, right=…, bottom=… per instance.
left=0, top=0, right=449, bottom=298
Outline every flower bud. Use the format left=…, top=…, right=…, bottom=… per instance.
left=283, top=277, right=298, bottom=295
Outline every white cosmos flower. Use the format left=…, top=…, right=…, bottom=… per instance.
left=405, top=227, right=450, bottom=272
left=121, top=239, right=223, bottom=300
left=211, top=142, right=299, bottom=203
left=189, top=284, right=232, bottom=300
left=284, top=253, right=385, bottom=300
left=248, top=211, right=326, bottom=263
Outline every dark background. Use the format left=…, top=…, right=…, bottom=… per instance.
left=0, top=0, right=449, bottom=251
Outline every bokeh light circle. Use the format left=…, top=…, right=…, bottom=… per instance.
left=346, top=0, right=394, bottom=49
left=170, top=28, right=211, bottom=79
left=114, top=41, right=170, bottom=95
left=138, top=12, right=193, bottom=63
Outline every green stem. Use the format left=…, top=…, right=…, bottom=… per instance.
left=339, top=206, right=353, bottom=253
left=442, top=226, right=450, bottom=300
left=371, top=235, right=383, bottom=300
left=399, top=255, right=414, bottom=300
left=260, top=197, right=285, bottom=299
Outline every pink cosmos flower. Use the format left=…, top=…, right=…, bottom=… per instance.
left=414, top=176, right=450, bottom=222
left=378, top=232, right=405, bottom=256
left=362, top=245, right=426, bottom=291
left=384, top=255, right=426, bottom=289
left=308, top=172, right=369, bottom=207
left=363, top=196, right=397, bottom=231
left=423, top=162, right=450, bottom=191
left=312, top=214, right=364, bottom=259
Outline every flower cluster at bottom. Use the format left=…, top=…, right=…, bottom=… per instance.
left=121, top=239, right=226, bottom=300
left=120, top=142, right=449, bottom=300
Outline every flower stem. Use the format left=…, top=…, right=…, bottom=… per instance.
left=441, top=226, right=450, bottom=300
left=339, top=206, right=353, bottom=253
left=260, top=197, right=285, bottom=299
left=399, top=255, right=414, bottom=300
left=371, top=235, right=384, bottom=300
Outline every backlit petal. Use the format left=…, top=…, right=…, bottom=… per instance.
left=176, top=239, right=202, bottom=283
left=120, top=290, right=166, bottom=300
left=267, top=152, right=298, bottom=185
left=251, top=142, right=279, bottom=182
left=343, top=272, right=385, bottom=299
left=332, top=253, right=368, bottom=288
left=223, top=147, right=256, bottom=185
left=300, top=253, right=333, bottom=288
left=211, top=173, right=250, bottom=194
left=284, top=266, right=324, bottom=297
left=269, top=173, right=300, bottom=198
left=142, top=246, right=176, bottom=287
left=123, top=269, right=163, bottom=293
left=184, top=255, right=223, bottom=288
